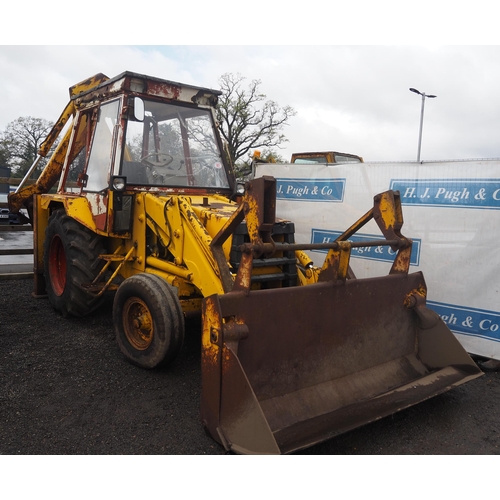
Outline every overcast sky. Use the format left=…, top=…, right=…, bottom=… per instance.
left=2, top=4, right=500, bottom=164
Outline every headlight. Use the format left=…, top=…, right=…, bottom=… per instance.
left=236, top=182, right=245, bottom=195
left=112, top=176, right=126, bottom=191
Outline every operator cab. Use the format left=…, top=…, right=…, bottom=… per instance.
left=59, top=71, right=233, bottom=196
left=122, top=98, right=230, bottom=189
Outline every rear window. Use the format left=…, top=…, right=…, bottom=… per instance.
left=293, top=157, right=328, bottom=164
left=335, top=155, right=361, bottom=163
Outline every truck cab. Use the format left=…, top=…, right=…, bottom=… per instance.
left=290, top=151, right=363, bottom=164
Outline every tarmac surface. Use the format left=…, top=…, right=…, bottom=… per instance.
left=0, top=227, right=33, bottom=276
left=1, top=229, right=500, bottom=455
left=0, top=275, right=499, bottom=455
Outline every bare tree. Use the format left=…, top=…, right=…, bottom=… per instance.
left=216, top=73, right=296, bottom=175
left=0, top=137, right=12, bottom=168
left=0, top=117, right=55, bottom=177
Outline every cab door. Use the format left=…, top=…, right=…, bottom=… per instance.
left=83, top=98, right=122, bottom=232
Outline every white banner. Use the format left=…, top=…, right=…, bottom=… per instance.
left=255, top=160, right=500, bottom=360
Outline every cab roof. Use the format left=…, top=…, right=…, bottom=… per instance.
left=70, top=71, right=221, bottom=108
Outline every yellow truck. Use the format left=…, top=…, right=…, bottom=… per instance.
left=9, top=71, right=482, bottom=454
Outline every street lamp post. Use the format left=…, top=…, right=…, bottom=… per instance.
left=409, top=87, right=437, bottom=162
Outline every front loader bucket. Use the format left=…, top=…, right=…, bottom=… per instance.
left=201, top=272, right=482, bottom=455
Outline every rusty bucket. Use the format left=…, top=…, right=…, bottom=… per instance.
left=200, top=271, right=482, bottom=454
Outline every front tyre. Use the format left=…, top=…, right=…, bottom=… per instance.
left=113, top=274, right=185, bottom=369
left=44, top=209, right=106, bottom=317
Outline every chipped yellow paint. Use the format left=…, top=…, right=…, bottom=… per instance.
left=378, top=192, right=397, bottom=229
left=144, top=193, right=225, bottom=297
left=201, top=296, right=221, bottom=364
left=244, top=197, right=262, bottom=243
left=320, top=241, right=351, bottom=281
left=64, top=196, right=98, bottom=232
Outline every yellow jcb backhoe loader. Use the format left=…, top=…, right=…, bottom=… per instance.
left=9, top=71, right=482, bottom=454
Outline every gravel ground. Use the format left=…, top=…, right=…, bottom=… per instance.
left=1, top=277, right=500, bottom=455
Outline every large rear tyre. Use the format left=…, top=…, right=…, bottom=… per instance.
left=113, top=273, right=185, bottom=369
left=44, top=209, right=106, bottom=317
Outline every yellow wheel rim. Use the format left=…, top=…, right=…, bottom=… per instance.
left=123, top=297, right=154, bottom=350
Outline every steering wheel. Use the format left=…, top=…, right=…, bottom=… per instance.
left=141, top=152, right=174, bottom=169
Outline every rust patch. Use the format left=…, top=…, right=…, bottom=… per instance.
left=233, top=251, right=254, bottom=291
left=93, top=212, right=107, bottom=231
left=390, top=243, right=412, bottom=274
left=146, top=81, right=181, bottom=100
left=69, top=73, right=109, bottom=98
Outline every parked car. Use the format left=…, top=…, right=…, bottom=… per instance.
left=0, top=206, right=9, bottom=224
left=9, top=211, right=20, bottom=224
left=0, top=194, right=21, bottom=225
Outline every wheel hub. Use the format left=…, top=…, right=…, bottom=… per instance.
left=123, top=297, right=154, bottom=350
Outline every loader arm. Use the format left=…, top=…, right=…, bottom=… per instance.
left=8, top=73, right=109, bottom=219
left=144, top=193, right=228, bottom=298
